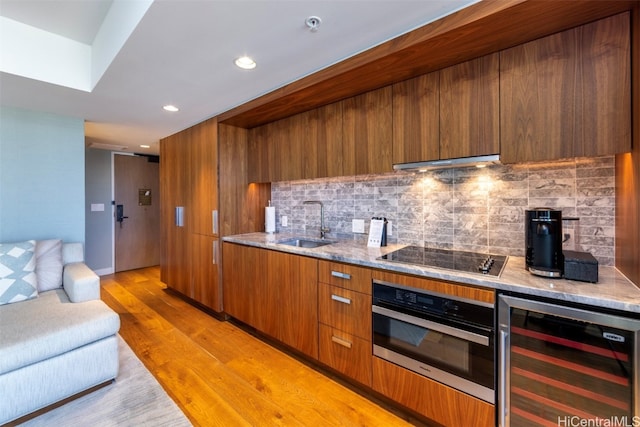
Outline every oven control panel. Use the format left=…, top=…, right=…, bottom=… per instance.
left=373, top=281, right=493, bottom=328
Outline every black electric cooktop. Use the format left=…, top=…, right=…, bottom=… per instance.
left=378, top=246, right=508, bottom=277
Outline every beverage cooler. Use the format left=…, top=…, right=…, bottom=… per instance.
left=498, top=293, right=640, bottom=427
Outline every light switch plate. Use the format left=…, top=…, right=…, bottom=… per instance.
left=281, top=215, right=288, bottom=227
left=352, top=219, right=365, bottom=233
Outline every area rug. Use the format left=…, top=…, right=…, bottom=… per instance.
left=21, top=336, right=192, bottom=426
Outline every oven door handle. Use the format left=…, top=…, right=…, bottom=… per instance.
left=372, top=305, right=490, bottom=346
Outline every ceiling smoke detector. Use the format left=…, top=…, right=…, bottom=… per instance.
left=305, top=16, right=322, bottom=32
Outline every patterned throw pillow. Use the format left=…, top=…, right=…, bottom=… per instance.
left=0, top=240, right=38, bottom=306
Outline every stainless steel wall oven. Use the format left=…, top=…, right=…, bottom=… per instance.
left=372, top=280, right=495, bottom=403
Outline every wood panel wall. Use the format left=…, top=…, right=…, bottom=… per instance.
left=615, top=2, right=640, bottom=287
left=218, top=124, right=270, bottom=237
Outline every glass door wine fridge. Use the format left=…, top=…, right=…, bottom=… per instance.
left=498, top=293, right=640, bottom=427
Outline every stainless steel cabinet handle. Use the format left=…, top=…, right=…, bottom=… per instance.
left=212, top=210, right=218, bottom=235
left=331, top=271, right=351, bottom=280
left=212, top=240, right=218, bottom=265
left=175, top=206, right=184, bottom=227
left=331, top=335, right=352, bottom=349
left=331, top=294, right=351, bottom=305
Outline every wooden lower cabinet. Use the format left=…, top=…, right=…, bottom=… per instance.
left=268, top=249, right=318, bottom=359
left=318, top=260, right=372, bottom=294
left=318, top=283, right=371, bottom=338
left=222, top=242, right=263, bottom=326
left=191, top=234, right=221, bottom=311
left=317, top=261, right=373, bottom=387
left=372, top=357, right=495, bottom=427
left=319, top=324, right=372, bottom=387
left=222, top=243, right=318, bottom=359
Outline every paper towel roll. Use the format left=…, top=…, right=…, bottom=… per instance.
left=265, top=206, right=276, bottom=233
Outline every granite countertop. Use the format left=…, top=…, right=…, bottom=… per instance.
left=223, top=232, right=640, bottom=314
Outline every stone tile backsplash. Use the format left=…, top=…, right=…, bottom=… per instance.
left=271, top=156, right=616, bottom=265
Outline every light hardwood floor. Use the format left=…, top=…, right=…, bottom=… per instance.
left=100, top=267, right=432, bottom=427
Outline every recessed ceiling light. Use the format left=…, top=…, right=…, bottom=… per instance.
left=234, top=56, right=256, bottom=70
left=163, top=105, right=179, bottom=112
left=140, top=144, right=151, bottom=148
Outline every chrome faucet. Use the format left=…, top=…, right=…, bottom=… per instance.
left=303, top=200, right=330, bottom=239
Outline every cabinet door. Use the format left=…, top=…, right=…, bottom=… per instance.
left=392, top=72, right=440, bottom=164
left=268, top=250, right=319, bottom=359
left=318, top=284, right=371, bottom=340
left=190, top=118, right=218, bottom=236
left=302, top=103, right=343, bottom=179
left=273, top=117, right=303, bottom=182
left=342, top=86, right=393, bottom=175
left=440, top=53, right=499, bottom=160
left=318, top=260, right=372, bottom=294
left=222, top=243, right=264, bottom=326
left=373, top=357, right=494, bottom=427
left=500, top=13, right=630, bottom=163
left=319, top=324, right=372, bottom=387
left=160, top=129, right=191, bottom=296
left=192, top=235, right=221, bottom=311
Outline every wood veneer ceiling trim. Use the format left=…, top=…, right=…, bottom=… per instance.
left=218, top=0, right=636, bottom=129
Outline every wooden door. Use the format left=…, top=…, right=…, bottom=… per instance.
left=440, top=53, right=499, bottom=160
left=342, top=86, right=393, bottom=175
left=500, top=13, right=631, bottom=163
left=114, top=154, right=160, bottom=272
left=392, top=72, right=440, bottom=164
left=190, top=118, right=218, bottom=236
left=159, top=130, right=191, bottom=296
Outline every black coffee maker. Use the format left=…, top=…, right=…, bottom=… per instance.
left=525, top=208, right=564, bottom=278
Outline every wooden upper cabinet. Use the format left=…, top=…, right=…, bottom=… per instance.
left=440, top=53, right=499, bottom=160
left=392, top=72, right=440, bottom=165
left=342, top=86, right=393, bottom=175
left=302, top=102, right=343, bottom=179
left=190, top=118, right=219, bottom=236
left=500, top=13, right=631, bottom=163
left=248, top=103, right=343, bottom=183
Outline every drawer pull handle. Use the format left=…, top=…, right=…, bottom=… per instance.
left=331, top=271, right=351, bottom=280
left=331, top=294, right=351, bottom=305
left=331, top=335, right=352, bottom=349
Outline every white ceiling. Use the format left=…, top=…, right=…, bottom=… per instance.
left=0, top=0, right=478, bottom=154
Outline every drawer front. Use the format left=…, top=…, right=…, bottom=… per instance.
left=319, top=324, right=372, bottom=387
left=318, top=260, right=372, bottom=294
left=373, top=270, right=495, bottom=304
left=318, top=283, right=371, bottom=339
left=372, top=357, right=494, bottom=427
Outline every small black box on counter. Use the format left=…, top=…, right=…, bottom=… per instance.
left=563, top=250, right=598, bottom=283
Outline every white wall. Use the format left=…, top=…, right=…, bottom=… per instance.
left=0, top=106, right=85, bottom=244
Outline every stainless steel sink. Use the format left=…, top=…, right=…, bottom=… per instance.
left=278, top=238, right=334, bottom=248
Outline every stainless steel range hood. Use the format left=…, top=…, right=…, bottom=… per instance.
left=393, top=154, right=500, bottom=172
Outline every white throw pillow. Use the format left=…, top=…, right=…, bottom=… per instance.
left=36, top=239, right=63, bottom=292
left=0, top=240, right=38, bottom=305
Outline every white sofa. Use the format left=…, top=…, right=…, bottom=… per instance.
left=0, top=241, right=121, bottom=425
